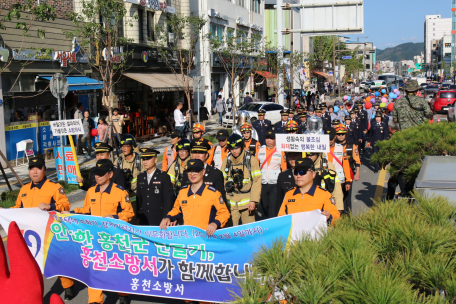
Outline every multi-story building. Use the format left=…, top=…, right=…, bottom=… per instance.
left=0, top=0, right=189, bottom=164
left=345, top=41, right=375, bottom=79
left=424, top=15, right=451, bottom=65
left=452, top=0, right=456, bottom=68
left=435, top=35, right=452, bottom=79
left=190, top=0, right=265, bottom=108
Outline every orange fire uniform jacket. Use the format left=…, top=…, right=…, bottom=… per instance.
left=13, top=177, right=71, bottom=212
left=278, top=184, right=340, bottom=224
left=73, top=182, right=134, bottom=222
left=166, top=184, right=230, bottom=230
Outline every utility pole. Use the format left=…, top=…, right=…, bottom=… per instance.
left=333, top=35, right=336, bottom=96
left=277, top=0, right=284, bottom=106
left=290, top=7, right=293, bottom=100
left=338, top=36, right=341, bottom=97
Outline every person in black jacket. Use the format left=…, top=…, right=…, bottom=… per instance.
left=199, top=101, right=210, bottom=128
left=76, top=142, right=126, bottom=191
left=181, top=140, right=227, bottom=204
left=136, top=148, right=174, bottom=226
left=78, top=110, right=95, bottom=157
left=273, top=109, right=289, bottom=134
left=275, top=151, right=301, bottom=217
left=369, top=113, right=389, bottom=173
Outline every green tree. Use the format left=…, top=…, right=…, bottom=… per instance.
left=64, top=0, right=136, bottom=145
left=208, top=29, right=264, bottom=121
left=155, top=13, right=206, bottom=123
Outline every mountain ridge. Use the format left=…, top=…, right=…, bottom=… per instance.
left=376, top=42, right=424, bottom=61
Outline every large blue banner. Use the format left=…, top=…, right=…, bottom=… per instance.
left=0, top=209, right=326, bottom=303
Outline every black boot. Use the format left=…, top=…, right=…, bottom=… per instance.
left=119, top=295, right=130, bottom=304
left=64, top=285, right=75, bottom=301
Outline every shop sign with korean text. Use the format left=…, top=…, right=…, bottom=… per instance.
left=53, top=147, right=78, bottom=184
left=276, top=134, right=330, bottom=153
left=50, top=119, right=84, bottom=136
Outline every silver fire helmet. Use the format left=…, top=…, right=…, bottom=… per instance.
left=305, top=114, right=323, bottom=134
left=237, top=110, right=251, bottom=126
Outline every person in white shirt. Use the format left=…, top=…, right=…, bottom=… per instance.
left=174, top=102, right=189, bottom=134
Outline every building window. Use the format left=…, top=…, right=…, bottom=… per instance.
left=251, top=0, right=260, bottom=13
left=147, top=11, right=154, bottom=41
left=210, top=23, right=224, bottom=41
left=100, top=12, right=124, bottom=37
left=434, top=33, right=436, bottom=36
left=237, top=0, right=246, bottom=7
left=433, top=28, right=435, bottom=31
left=366, top=64, right=370, bottom=69
left=138, top=9, right=144, bottom=42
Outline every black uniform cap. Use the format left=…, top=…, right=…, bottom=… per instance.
left=139, top=147, right=160, bottom=158
left=345, top=115, right=352, bottom=121
left=265, top=131, right=275, bottom=139
left=216, top=129, right=229, bottom=140
left=257, top=109, right=266, bottom=116
left=294, top=158, right=315, bottom=172
left=375, top=112, right=382, bottom=117
left=28, top=157, right=45, bottom=169
left=94, top=142, right=113, bottom=153
left=191, top=140, right=211, bottom=152
left=280, top=109, right=288, bottom=116
left=93, top=159, right=114, bottom=176
left=331, top=119, right=341, bottom=125
left=186, top=159, right=205, bottom=172
left=170, top=130, right=182, bottom=139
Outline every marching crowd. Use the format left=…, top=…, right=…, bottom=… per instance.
left=1, top=79, right=433, bottom=304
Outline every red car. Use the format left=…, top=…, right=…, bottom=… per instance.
left=431, top=90, right=456, bottom=113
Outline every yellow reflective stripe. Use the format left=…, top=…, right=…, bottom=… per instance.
left=129, top=196, right=136, bottom=202
left=168, top=173, right=176, bottom=181
left=335, top=177, right=340, bottom=182
left=222, top=171, right=227, bottom=178
left=243, top=178, right=251, bottom=184
left=251, top=170, right=261, bottom=177
left=131, top=178, right=137, bottom=183
left=227, top=198, right=250, bottom=206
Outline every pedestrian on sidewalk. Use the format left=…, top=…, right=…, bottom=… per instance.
left=81, top=110, right=95, bottom=159
left=199, top=101, right=210, bottom=128
left=216, top=95, right=225, bottom=126
left=97, top=117, right=108, bottom=143
left=174, top=101, right=189, bottom=135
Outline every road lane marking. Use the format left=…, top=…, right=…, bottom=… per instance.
left=373, top=168, right=387, bottom=202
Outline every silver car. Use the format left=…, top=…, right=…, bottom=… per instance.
left=222, top=102, right=287, bottom=126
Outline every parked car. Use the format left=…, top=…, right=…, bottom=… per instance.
left=441, top=83, right=451, bottom=90
left=221, top=102, right=287, bottom=126
left=430, top=90, right=456, bottom=113
left=420, top=83, right=428, bottom=91
left=449, top=85, right=456, bottom=90
left=424, top=84, right=439, bottom=97
left=360, top=82, right=368, bottom=89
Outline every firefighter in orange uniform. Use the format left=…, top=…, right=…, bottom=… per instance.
left=4, top=157, right=74, bottom=301
left=278, top=158, right=340, bottom=225
left=63, top=159, right=134, bottom=304
left=160, top=159, right=230, bottom=304
left=240, top=123, right=261, bottom=156
left=192, top=123, right=214, bottom=165
left=212, top=129, right=230, bottom=170
left=256, top=130, right=287, bottom=219
left=162, top=130, right=181, bottom=172
left=325, top=128, right=353, bottom=194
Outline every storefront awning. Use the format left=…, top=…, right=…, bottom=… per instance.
left=123, top=73, right=193, bottom=92
left=313, top=71, right=331, bottom=79
left=39, top=76, right=103, bottom=91
left=254, top=70, right=276, bottom=78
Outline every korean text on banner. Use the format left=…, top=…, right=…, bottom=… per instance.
left=0, top=208, right=326, bottom=303
left=50, top=119, right=84, bottom=136
left=276, top=134, right=330, bottom=153
left=53, top=147, right=78, bottom=184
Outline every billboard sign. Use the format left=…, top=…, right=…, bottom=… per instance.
left=298, top=0, right=364, bottom=36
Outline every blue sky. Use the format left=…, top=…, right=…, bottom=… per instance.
left=347, top=0, right=451, bottom=50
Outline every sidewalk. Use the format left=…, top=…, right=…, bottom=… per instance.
left=0, top=115, right=223, bottom=193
